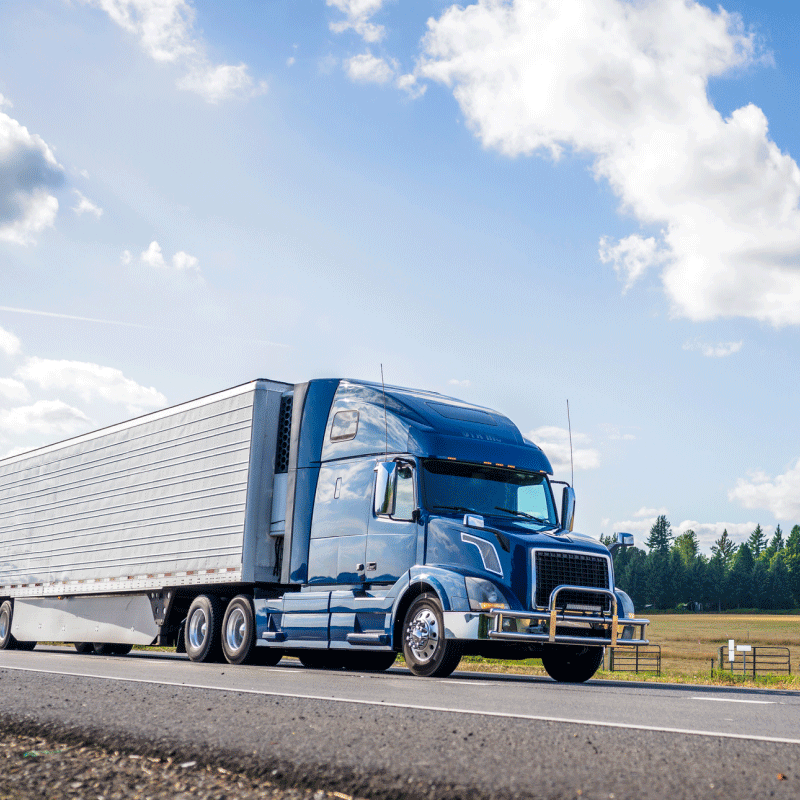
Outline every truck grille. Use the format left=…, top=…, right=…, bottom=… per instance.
left=534, top=550, right=610, bottom=611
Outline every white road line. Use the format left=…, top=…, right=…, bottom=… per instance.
left=3, top=664, right=800, bottom=747
left=693, top=697, right=775, bottom=705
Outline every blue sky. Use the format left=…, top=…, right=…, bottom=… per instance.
left=2, top=0, right=800, bottom=552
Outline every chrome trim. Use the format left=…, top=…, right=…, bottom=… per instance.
left=461, top=532, right=503, bottom=576
left=531, top=547, right=613, bottom=610
left=488, top=585, right=649, bottom=648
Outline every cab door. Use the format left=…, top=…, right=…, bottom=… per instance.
left=366, top=459, right=419, bottom=583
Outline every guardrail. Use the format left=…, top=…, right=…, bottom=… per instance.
left=717, top=646, right=791, bottom=677
left=607, top=645, right=661, bottom=675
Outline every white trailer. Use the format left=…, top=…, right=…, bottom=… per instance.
left=0, top=380, right=289, bottom=650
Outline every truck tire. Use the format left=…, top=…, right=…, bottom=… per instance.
left=541, top=645, right=604, bottom=683
left=298, top=650, right=345, bottom=669
left=221, top=595, right=257, bottom=665
left=15, top=641, right=36, bottom=651
left=401, top=593, right=462, bottom=678
left=252, top=647, right=283, bottom=666
left=0, top=601, right=16, bottom=650
left=345, top=651, right=397, bottom=672
left=185, top=595, right=223, bottom=663
left=92, top=643, right=132, bottom=656
left=74, top=642, right=94, bottom=654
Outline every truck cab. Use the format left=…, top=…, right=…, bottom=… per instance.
left=256, top=379, right=648, bottom=681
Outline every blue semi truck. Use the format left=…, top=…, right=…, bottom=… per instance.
left=0, top=378, right=648, bottom=682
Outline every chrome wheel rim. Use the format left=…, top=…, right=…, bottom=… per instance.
left=188, top=607, right=208, bottom=650
left=225, top=607, right=246, bottom=652
left=406, top=606, right=439, bottom=664
left=0, top=609, right=8, bottom=641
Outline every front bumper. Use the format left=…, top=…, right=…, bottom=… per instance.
left=488, top=585, right=649, bottom=648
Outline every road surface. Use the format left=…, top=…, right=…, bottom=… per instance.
left=1, top=646, right=798, bottom=799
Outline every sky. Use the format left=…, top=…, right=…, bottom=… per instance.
left=2, top=0, right=800, bottom=554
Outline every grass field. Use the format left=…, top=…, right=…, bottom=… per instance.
left=459, top=612, right=800, bottom=688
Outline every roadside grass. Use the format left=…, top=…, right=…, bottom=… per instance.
left=458, top=612, right=800, bottom=689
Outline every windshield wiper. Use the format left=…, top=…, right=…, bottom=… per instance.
left=494, top=506, right=553, bottom=525
left=429, top=505, right=482, bottom=515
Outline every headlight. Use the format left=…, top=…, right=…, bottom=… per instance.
left=465, top=577, right=509, bottom=611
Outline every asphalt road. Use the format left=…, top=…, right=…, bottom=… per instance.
left=2, top=646, right=799, bottom=800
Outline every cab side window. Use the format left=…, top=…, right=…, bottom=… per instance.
left=393, top=464, right=415, bottom=521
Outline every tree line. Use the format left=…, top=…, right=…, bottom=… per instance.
left=601, top=516, right=800, bottom=611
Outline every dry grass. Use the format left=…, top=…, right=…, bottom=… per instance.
left=461, top=613, right=800, bottom=688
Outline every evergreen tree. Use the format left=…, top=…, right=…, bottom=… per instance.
left=752, top=559, right=770, bottom=609
left=784, top=525, right=800, bottom=605
left=761, top=525, right=784, bottom=564
left=711, top=529, right=735, bottom=570
left=645, top=515, right=673, bottom=554
left=727, top=543, right=755, bottom=609
left=747, top=524, right=767, bottom=558
left=674, top=529, right=699, bottom=566
left=766, top=554, right=795, bottom=610
left=704, top=555, right=725, bottom=611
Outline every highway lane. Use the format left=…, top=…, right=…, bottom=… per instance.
left=2, top=646, right=800, bottom=800
left=1, top=645, right=798, bottom=743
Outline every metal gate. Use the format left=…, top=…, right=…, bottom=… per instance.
left=717, top=646, right=791, bottom=677
left=607, top=645, right=661, bottom=675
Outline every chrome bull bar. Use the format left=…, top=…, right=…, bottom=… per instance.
left=488, top=585, right=649, bottom=648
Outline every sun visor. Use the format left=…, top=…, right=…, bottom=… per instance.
left=407, top=428, right=553, bottom=474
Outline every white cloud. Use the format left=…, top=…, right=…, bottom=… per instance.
left=0, top=110, right=64, bottom=245
left=72, top=189, right=103, bottom=218
left=448, top=378, right=471, bottom=388
left=419, top=0, right=800, bottom=327
left=16, top=357, right=167, bottom=415
left=599, top=423, right=636, bottom=441
left=121, top=249, right=132, bottom=265
left=80, top=0, right=263, bottom=102
left=683, top=338, right=743, bottom=357
left=345, top=52, right=395, bottom=84
left=0, top=378, right=30, bottom=404
left=327, top=0, right=386, bottom=42
left=527, top=425, right=600, bottom=472
left=634, top=506, right=669, bottom=518
left=599, top=234, right=669, bottom=292
left=140, top=240, right=200, bottom=274
left=0, top=399, right=90, bottom=437
left=729, top=458, right=800, bottom=521
left=0, top=326, right=22, bottom=357
left=0, top=93, right=11, bottom=109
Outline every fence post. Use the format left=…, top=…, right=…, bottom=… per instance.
left=635, top=645, right=639, bottom=674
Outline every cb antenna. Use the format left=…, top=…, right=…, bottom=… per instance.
left=380, top=364, right=388, bottom=459
left=566, top=399, right=574, bottom=488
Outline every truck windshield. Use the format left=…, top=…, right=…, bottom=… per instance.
left=421, top=459, right=557, bottom=528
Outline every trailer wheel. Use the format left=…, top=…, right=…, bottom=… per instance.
left=401, top=593, right=462, bottom=678
left=74, top=642, right=94, bottom=654
left=15, top=641, right=36, bottom=651
left=221, top=595, right=257, bottom=665
left=0, top=601, right=16, bottom=650
left=92, top=643, right=133, bottom=656
left=185, top=595, right=223, bottom=663
left=541, top=645, right=603, bottom=683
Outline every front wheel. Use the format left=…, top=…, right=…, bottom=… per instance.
left=401, top=593, right=462, bottom=678
left=541, top=645, right=604, bottom=683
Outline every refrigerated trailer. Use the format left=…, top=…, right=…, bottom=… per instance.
left=0, top=378, right=648, bottom=681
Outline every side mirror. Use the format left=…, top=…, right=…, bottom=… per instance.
left=560, top=486, right=575, bottom=532
left=374, top=461, right=397, bottom=515
left=608, top=531, right=634, bottom=555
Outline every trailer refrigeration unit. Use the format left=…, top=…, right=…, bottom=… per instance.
left=0, top=378, right=648, bottom=681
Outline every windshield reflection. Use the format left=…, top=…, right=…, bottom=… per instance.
left=421, top=459, right=557, bottom=529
